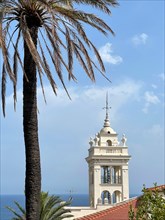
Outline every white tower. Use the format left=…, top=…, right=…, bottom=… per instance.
left=86, top=94, right=131, bottom=208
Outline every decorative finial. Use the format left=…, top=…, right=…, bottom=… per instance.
left=103, top=92, right=111, bottom=127
left=121, top=134, right=127, bottom=146
left=89, top=137, right=94, bottom=147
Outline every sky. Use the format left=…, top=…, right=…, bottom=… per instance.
left=0, top=0, right=164, bottom=196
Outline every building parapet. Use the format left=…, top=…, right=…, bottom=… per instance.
left=88, top=146, right=128, bottom=156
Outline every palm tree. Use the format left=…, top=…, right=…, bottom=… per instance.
left=0, top=0, right=118, bottom=219
left=0, top=0, right=6, bottom=47
left=7, top=192, right=73, bottom=220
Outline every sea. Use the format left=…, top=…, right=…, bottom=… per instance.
left=0, top=194, right=89, bottom=220
left=0, top=194, right=138, bottom=220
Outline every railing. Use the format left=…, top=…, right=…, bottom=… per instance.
left=101, top=176, right=122, bottom=184
left=106, top=149, right=122, bottom=154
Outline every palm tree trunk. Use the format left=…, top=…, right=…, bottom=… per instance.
left=23, top=26, right=41, bottom=220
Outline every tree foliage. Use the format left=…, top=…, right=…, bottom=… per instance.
left=129, top=184, right=165, bottom=220
left=6, top=192, right=73, bottom=220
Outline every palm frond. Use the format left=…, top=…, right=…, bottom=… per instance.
left=71, top=0, right=118, bottom=14
left=0, top=24, right=15, bottom=83
left=40, top=192, right=73, bottom=220
left=6, top=192, right=72, bottom=220
left=14, top=201, right=26, bottom=216
left=38, top=38, right=57, bottom=95
left=1, top=64, right=7, bottom=116
left=6, top=202, right=25, bottom=220
left=12, top=29, right=21, bottom=110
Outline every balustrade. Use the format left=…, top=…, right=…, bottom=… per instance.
left=89, top=146, right=128, bottom=157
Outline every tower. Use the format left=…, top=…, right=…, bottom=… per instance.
left=86, top=94, right=131, bottom=208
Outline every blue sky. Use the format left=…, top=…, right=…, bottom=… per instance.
left=0, top=0, right=164, bottom=196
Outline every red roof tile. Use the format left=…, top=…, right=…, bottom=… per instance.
left=76, top=198, right=139, bottom=220
left=147, top=184, right=165, bottom=192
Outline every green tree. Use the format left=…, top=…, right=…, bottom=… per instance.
left=7, top=192, right=73, bottom=220
left=0, top=0, right=118, bottom=219
left=129, top=185, right=165, bottom=220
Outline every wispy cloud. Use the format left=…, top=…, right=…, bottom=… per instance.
left=4, top=79, right=142, bottom=128
left=142, top=91, right=160, bottom=113
left=98, top=43, right=123, bottom=64
left=132, top=33, right=148, bottom=46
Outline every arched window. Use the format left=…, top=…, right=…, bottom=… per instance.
left=101, top=190, right=111, bottom=204
left=112, top=190, right=122, bottom=203
left=106, top=140, right=112, bottom=146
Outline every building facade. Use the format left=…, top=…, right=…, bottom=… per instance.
left=86, top=95, right=131, bottom=208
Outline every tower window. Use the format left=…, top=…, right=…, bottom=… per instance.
left=101, top=191, right=111, bottom=204
left=107, top=140, right=112, bottom=146
left=112, top=190, right=122, bottom=203
left=101, top=166, right=111, bottom=184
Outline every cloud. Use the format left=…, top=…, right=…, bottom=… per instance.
left=29, top=80, right=142, bottom=129
left=144, top=91, right=160, bottom=104
left=142, top=91, right=160, bottom=113
left=98, top=43, right=123, bottom=64
left=4, top=79, right=142, bottom=123
left=132, top=33, right=148, bottom=46
left=4, top=80, right=141, bottom=120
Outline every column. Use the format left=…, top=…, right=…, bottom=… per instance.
left=122, top=165, right=129, bottom=200
left=93, top=165, right=101, bottom=207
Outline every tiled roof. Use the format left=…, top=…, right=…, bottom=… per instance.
left=76, top=198, right=139, bottom=220
left=147, top=184, right=165, bottom=192
left=75, top=185, right=165, bottom=220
